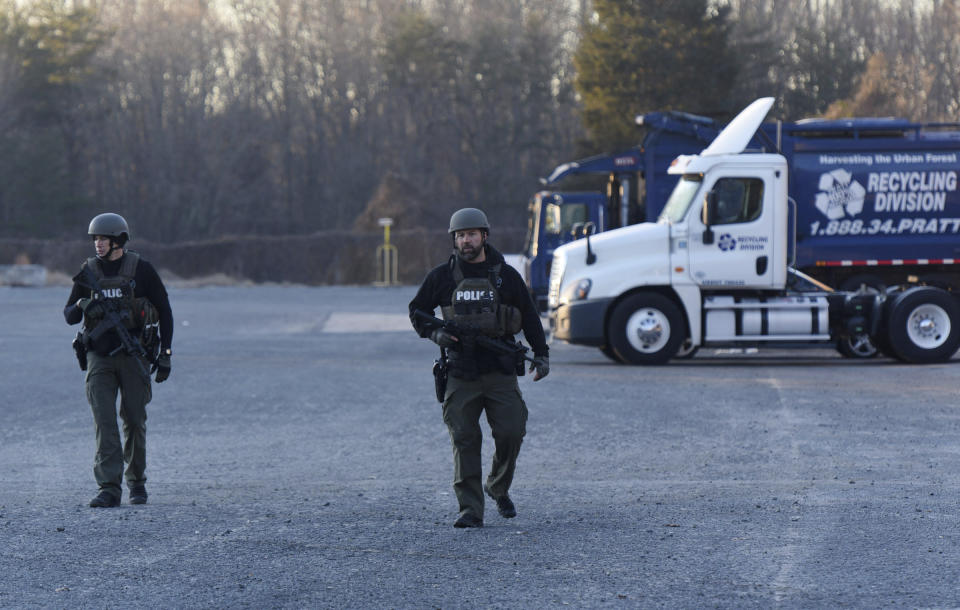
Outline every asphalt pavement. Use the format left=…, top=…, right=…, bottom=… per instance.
left=2, top=284, right=960, bottom=608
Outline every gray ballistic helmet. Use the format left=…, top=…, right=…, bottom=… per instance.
left=88, top=213, right=130, bottom=244
left=448, top=208, right=490, bottom=234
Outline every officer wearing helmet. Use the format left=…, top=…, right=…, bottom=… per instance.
left=63, top=213, right=174, bottom=508
left=409, top=207, right=549, bottom=528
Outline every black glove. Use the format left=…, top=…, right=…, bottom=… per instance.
left=530, top=355, right=549, bottom=381
left=154, top=353, right=171, bottom=383
left=430, top=328, right=458, bottom=349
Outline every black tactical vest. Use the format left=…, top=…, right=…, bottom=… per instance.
left=82, top=252, right=160, bottom=355
left=440, top=256, right=524, bottom=378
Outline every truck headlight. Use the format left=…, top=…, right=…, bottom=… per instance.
left=562, top=278, right=592, bottom=303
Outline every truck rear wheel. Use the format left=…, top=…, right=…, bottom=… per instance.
left=836, top=334, right=879, bottom=359
left=608, top=293, right=683, bottom=365
left=885, top=287, right=960, bottom=363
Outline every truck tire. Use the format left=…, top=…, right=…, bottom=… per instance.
left=836, top=334, right=879, bottom=359
left=885, top=287, right=960, bottom=363
left=600, top=345, right=624, bottom=363
left=674, top=338, right=699, bottom=359
left=608, top=293, right=683, bottom=365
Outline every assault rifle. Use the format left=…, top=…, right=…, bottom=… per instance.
left=76, top=265, right=151, bottom=380
left=413, top=309, right=536, bottom=364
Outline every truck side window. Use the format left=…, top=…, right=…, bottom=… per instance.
left=710, top=178, right=764, bottom=225
left=562, top=204, right=588, bottom=234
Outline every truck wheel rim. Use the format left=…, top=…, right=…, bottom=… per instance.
left=906, top=304, right=951, bottom=349
left=846, top=334, right=877, bottom=357
left=626, top=308, right=670, bottom=353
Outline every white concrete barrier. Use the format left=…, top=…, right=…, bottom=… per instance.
left=0, top=264, right=47, bottom=286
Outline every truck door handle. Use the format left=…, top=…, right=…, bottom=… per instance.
left=756, top=256, right=768, bottom=275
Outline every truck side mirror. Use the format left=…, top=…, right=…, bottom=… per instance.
left=583, top=221, right=596, bottom=236
left=570, top=222, right=584, bottom=240
left=702, top=191, right=717, bottom=245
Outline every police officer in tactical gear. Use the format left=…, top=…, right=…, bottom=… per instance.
left=409, top=207, right=549, bottom=528
left=64, top=213, right=174, bottom=507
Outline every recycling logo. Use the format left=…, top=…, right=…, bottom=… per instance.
left=815, top=168, right=865, bottom=220
left=718, top=233, right=736, bottom=251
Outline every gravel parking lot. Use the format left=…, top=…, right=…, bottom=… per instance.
left=2, top=284, right=960, bottom=608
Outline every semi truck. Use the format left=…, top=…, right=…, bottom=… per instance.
left=547, top=98, right=960, bottom=364
left=519, top=111, right=721, bottom=310
left=523, top=107, right=960, bottom=318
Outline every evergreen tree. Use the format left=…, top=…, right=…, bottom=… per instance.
left=574, top=0, right=738, bottom=152
left=0, top=2, right=109, bottom=236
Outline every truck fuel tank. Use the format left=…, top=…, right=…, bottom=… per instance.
left=703, top=295, right=831, bottom=342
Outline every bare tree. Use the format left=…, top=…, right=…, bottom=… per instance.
left=3, top=0, right=585, bottom=240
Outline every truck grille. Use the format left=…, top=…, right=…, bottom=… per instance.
left=548, top=251, right=565, bottom=309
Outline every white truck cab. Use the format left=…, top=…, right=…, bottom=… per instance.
left=549, top=98, right=960, bottom=364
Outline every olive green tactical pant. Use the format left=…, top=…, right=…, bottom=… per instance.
left=86, top=352, right=151, bottom=500
left=442, top=371, right=528, bottom=520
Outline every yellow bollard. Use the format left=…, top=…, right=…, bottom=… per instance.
left=375, top=217, right=398, bottom=285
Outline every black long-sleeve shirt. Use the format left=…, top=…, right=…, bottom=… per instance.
left=64, top=252, right=173, bottom=355
left=409, top=243, right=547, bottom=373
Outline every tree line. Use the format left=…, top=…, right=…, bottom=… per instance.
left=1, top=0, right=958, bottom=243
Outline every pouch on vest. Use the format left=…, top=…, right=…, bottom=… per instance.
left=135, top=297, right=161, bottom=361
left=498, top=305, right=523, bottom=335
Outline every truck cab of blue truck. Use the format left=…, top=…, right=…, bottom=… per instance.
left=547, top=98, right=960, bottom=364
left=519, top=111, right=721, bottom=311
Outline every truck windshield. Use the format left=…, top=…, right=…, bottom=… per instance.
left=658, top=175, right=702, bottom=224
left=545, top=202, right=589, bottom=236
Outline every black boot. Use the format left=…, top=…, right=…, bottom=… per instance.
left=484, top=483, right=517, bottom=518
left=89, top=491, right=120, bottom=508
left=453, top=513, right=483, bottom=528
left=129, top=485, right=148, bottom=505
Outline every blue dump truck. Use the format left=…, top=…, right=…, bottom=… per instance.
left=548, top=98, right=960, bottom=363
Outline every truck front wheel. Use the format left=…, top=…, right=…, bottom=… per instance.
left=608, top=293, right=683, bottom=365
left=885, top=287, right=960, bottom=363
left=600, top=345, right=624, bottom=363
left=674, top=338, right=699, bottom=359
